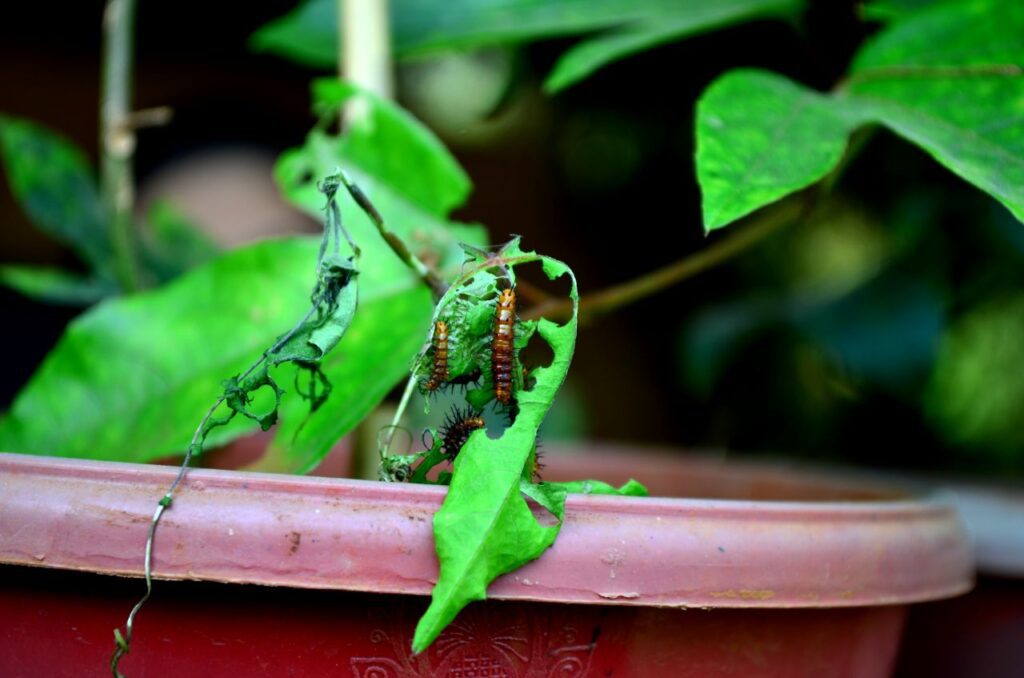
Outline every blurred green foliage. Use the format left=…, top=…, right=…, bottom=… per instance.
left=251, top=0, right=802, bottom=91
left=927, top=295, right=1024, bottom=467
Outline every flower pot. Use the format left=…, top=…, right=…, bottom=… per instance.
left=894, top=481, right=1024, bottom=677
left=0, top=446, right=972, bottom=677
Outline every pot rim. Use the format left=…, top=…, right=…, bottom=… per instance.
left=0, top=451, right=974, bottom=609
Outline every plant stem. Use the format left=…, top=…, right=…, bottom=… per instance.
left=522, top=196, right=809, bottom=323
left=100, top=0, right=141, bottom=292
left=340, top=0, right=393, bottom=125
left=109, top=294, right=327, bottom=678
left=335, top=0, right=446, bottom=300
left=340, top=172, right=448, bottom=299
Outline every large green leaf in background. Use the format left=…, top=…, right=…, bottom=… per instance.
left=926, top=293, right=1024, bottom=466
left=544, top=0, right=800, bottom=92
left=313, top=80, right=471, bottom=216
left=0, top=115, right=221, bottom=302
left=0, top=238, right=321, bottom=460
left=696, top=71, right=866, bottom=231
left=0, top=265, right=116, bottom=306
left=138, top=201, right=221, bottom=286
left=0, top=115, right=110, bottom=273
left=252, top=0, right=802, bottom=91
left=696, top=0, right=1024, bottom=231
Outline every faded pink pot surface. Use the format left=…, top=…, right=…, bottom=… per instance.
left=0, top=450, right=971, bottom=608
left=0, top=446, right=973, bottom=677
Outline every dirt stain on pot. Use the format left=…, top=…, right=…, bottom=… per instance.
left=709, top=588, right=775, bottom=601
left=287, top=531, right=302, bottom=555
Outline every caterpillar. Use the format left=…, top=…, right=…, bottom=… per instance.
left=424, top=320, right=449, bottom=392
left=440, top=407, right=486, bottom=461
left=491, top=288, right=516, bottom=404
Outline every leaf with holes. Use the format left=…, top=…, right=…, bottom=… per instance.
left=412, top=244, right=578, bottom=653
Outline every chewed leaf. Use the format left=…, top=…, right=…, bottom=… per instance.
left=411, top=250, right=579, bottom=654
left=520, top=478, right=649, bottom=523
left=271, top=254, right=359, bottom=363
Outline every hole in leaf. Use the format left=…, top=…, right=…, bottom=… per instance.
left=520, top=331, right=554, bottom=391
left=246, top=383, right=280, bottom=423
left=513, top=260, right=574, bottom=326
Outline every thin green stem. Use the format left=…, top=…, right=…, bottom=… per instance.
left=339, top=171, right=448, bottom=299
left=100, top=0, right=141, bottom=292
left=522, top=196, right=809, bottom=323
left=837, top=63, right=1022, bottom=91
left=109, top=295, right=326, bottom=677
left=340, top=0, right=393, bottom=126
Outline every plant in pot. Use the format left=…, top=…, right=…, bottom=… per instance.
left=4, top=0, right=1019, bottom=675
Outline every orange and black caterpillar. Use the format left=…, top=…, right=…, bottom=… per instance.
left=491, top=288, right=516, bottom=404
left=440, top=407, right=485, bottom=461
left=424, top=320, right=449, bottom=392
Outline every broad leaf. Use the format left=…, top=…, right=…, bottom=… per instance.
left=861, top=0, right=937, bottom=22
left=0, top=237, right=429, bottom=464
left=545, top=0, right=800, bottom=93
left=696, top=0, right=1024, bottom=231
left=926, top=293, right=1024, bottom=464
left=138, top=201, right=220, bottom=286
left=0, top=115, right=111, bottom=272
left=696, top=70, right=864, bottom=231
left=0, top=265, right=115, bottom=306
left=314, top=80, right=471, bottom=216
left=262, top=286, right=432, bottom=473
left=252, top=0, right=798, bottom=75
left=412, top=248, right=577, bottom=654
left=0, top=238, right=320, bottom=460
left=842, top=0, right=1024, bottom=223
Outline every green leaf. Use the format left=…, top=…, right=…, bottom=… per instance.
left=695, top=70, right=864, bottom=231
left=696, top=0, right=1024, bottom=231
left=412, top=248, right=578, bottom=654
left=520, top=478, right=648, bottom=520
left=263, top=285, right=432, bottom=474
left=545, top=0, right=800, bottom=93
left=252, top=0, right=798, bottom=69
left=549, top=478, right=649, bottom=496
left=925, top=293, right=1024, bottom=465
left=313, top=80, right=471, bottom=215
left=0, top=115, right=111, bottom=272
left=860, top=0, right=939, bottom=22
left=0, top=265, right=115, bottom=305
left=138, top=201, right=220, bottom=285
left=0, top=238, right=321, bottom=461
left=842, top=0, right=1024, bottom=223
left=249, top=0, right=337, bottom=68
left=0, top=233, right=430, bottom=466
left=277, top=136, right=479, bottom=284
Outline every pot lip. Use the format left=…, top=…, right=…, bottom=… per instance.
left=0, top=451, right=975, bottom=609
left=3, top=449, right=957, bottom=514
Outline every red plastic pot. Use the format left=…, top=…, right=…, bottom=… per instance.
left=894, top=481, right=1024, bottom=677
left=0, top=446, right=972, bottom=677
